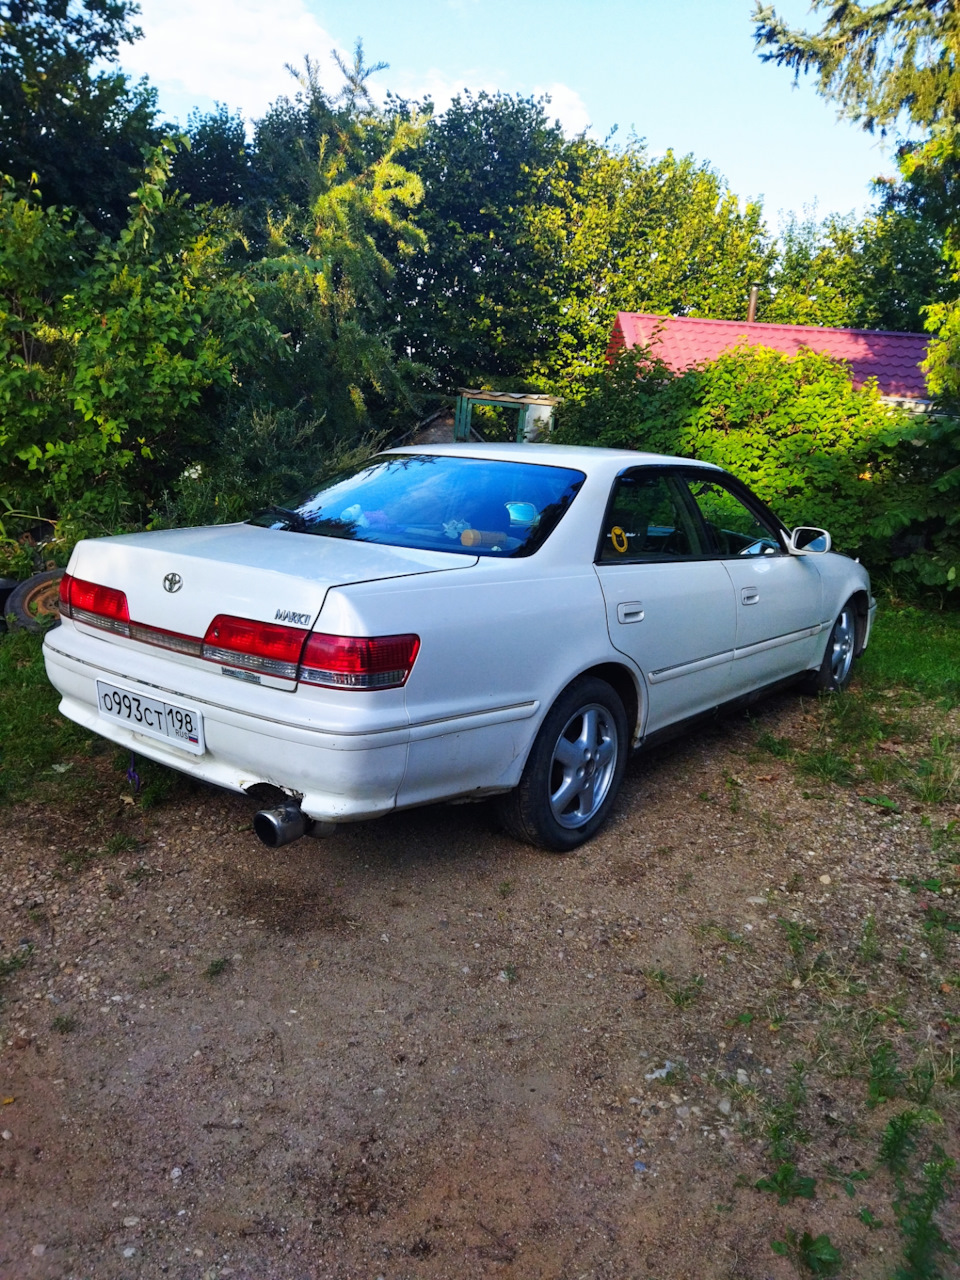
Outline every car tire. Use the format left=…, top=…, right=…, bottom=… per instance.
left=801, top=599, right=858, bottom=694
left=496, top=676, right=629, bottom=852
left=5, top=569, right=64, bottom=633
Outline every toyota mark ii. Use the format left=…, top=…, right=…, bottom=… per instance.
left=43, top=444, right=875, bottom=851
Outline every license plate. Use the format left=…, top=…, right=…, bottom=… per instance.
left=96, top=681, right=205, bottom=755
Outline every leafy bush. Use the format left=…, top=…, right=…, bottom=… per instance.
left=150, top=409, right=382, bottom=529
left=556, top=344, right=929, bottom=571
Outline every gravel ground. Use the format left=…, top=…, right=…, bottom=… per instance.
left=1, top=690, right=958, bottom=1280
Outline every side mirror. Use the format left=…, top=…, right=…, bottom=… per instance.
left=786, top=526, right=831, bottom=555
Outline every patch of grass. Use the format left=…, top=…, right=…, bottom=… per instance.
left=858, top=913, right=881, bottom=963
left=777, top=917, right=818, bottom=971
left=826, top=687, right=900, bottom=747
left=892, top=1152, right=957, bottom=1280
left=698, top=923, right=751, bottom=949
left=60, top=847, right=97, bottom=873
left=764, top=1060, right=810, bottom=1163
left=103, top=832, right=139, bottom=857
left=770, top=1229, right=842, bottom=1276
left=497, top=880, right=513, bottom=898
left=867, top=1040, right=905, bottom=1108
left=204, top=957, right=231, bottom=979
left=51, top=1014, right=76, bottom=1033
left=0, top=943, right=33, bottom=983
left=908, top=736, right=960, bottom=806
left=644, top=968, right=704, bottom=1008
left=924, top=818, right=958, bottom=860
left=0, top=629, right=88, bottom=804
left=797, top=748, right=855, bottom=786
left=859, top=606, right=960, bottom=704
left=755, top=1161, right=816, bottom=1204
left=859, top=793, right=902, bottom=812
left=756, top=730, right=792, bottom=758
left=879, top=1109, right=930, bottom=1178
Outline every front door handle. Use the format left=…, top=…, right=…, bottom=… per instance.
left=617, top=601, right=644, bottom=623
left=741, top=587, right=759, bottom=605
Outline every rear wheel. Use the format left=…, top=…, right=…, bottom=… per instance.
left=496, top=676, right=628, bottom=852
left=803, top=600, right=858, bottom=694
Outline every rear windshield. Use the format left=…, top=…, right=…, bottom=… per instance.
left=248, top=454, right=586, bottom=558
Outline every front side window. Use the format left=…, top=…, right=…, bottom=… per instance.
left=683, top=477, right=783, bottom=558
left=248, top=454, right=586, bottom=558
left=599, top=472, right=706, bottom=562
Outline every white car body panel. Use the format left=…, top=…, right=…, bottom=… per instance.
left=43, top=443, right=874, bottom=829
left=596, top=559, right=736, bottom=730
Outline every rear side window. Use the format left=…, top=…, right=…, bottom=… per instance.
left=598, top=472, right=706, bottom=562
left=249, top=454, right=586, bottom=558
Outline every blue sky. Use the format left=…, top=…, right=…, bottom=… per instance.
left=122, top=0, right=897, bottom=228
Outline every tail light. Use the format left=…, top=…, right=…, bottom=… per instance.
left=299, top=633, right=420, bottom=689
left=59, top=573, right=131, bottom=635
left=62, top=578, right=419, bottom=691
left=203, top=615, right=307, bottom=680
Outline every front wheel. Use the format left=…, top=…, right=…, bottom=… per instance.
left=802, top=600, right=858, bottom=694
left=496, top=676, right=629, bottom=852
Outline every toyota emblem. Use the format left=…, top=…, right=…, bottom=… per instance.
left=163, top=572, right=183, bottom=593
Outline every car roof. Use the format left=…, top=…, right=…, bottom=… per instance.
left=385, top=441, right=723, bottom=473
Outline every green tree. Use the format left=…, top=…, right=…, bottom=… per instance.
left=0, top=0, right=161, bottom=229
left=1, top=142, right=274, bottom=531
left=530, top=136, right=774, bottom=387
left=753, top=0, right=960, bottom=134
left=239, top=55, right=429, bottom=439
left=764, top=204, right=949, bottom=331
left=172, top=105, right=251, bottom=211
left=754, top=0, right=960, bottom=590
left=391, top=91, right=569, bottom=390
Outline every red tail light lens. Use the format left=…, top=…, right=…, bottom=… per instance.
left=202, top=614, right=308, bottom=680
left=61, top=578, right=418, bottom=693
left=58, top=572, right=73, bottom=616
left=299, top=633, right=420, bottom=689
left=62, top=574, right=131, bottom=635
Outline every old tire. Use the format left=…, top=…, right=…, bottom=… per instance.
left=496, top=676, right=628, bottom=852
left=6, top=569, right=64, bottom=633
left=802, top=599, right=858, bottom=694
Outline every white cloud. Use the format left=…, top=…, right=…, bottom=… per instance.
left=532, top=82, right=592, bottom=136
left=121, top=2, right=594, bottom=142
left=386, top=69, right=592, bottom=138
left=384, top=67, right=500, bottom=113
left=123, top=0, right=345, bottom=122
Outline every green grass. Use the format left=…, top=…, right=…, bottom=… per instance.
left=859, top=605, right=960, bottom=703
left=0, top=628, right=89, bottom=804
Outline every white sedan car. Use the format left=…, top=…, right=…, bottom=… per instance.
left=44, top=444, right=875, bottom=851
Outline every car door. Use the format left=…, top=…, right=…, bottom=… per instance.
left=593, top=468, right=737, bottom=733
left=680, top=472, right=823, bottom=693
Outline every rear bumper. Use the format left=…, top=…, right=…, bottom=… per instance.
left=43, top=626, right=408, bottom=822
left=43, top=623, right=542, bottom=823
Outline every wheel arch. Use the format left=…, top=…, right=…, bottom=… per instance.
left=566, top=661, right=641, bottom=743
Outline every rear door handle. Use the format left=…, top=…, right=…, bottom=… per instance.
left=617, top=601, right=644, bottom=623
left=741, top=587, right=759, bottom=605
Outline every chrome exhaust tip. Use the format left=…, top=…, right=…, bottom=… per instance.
left=253, top=801, right=311, bottom=848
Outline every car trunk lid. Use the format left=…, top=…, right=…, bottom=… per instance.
left=67, top=523, right=476, bottom=688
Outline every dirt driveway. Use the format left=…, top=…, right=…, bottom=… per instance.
left=1, top=691, right=957, bottom=1280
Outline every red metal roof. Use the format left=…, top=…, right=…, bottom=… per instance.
left=609, top=312, right=930, bottom=399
